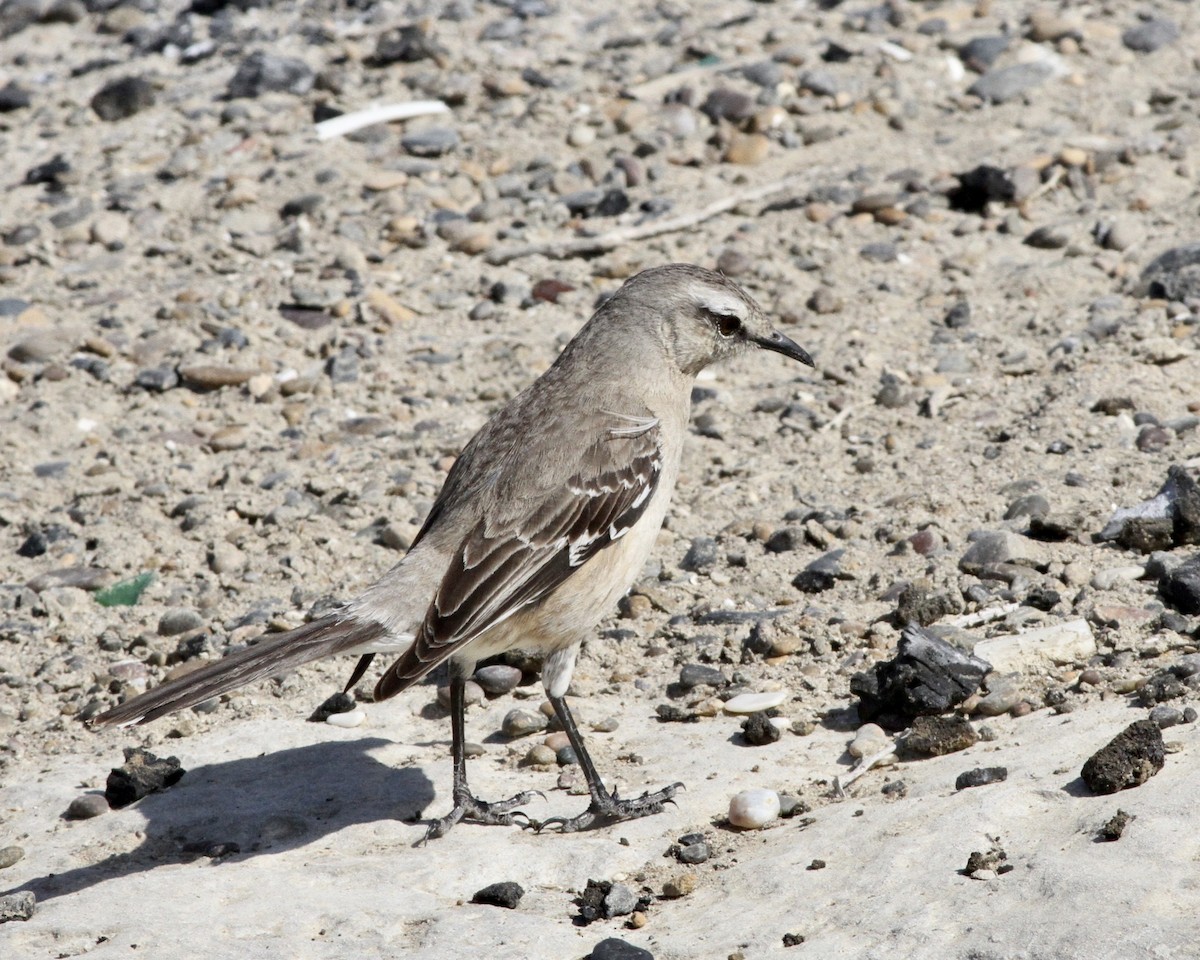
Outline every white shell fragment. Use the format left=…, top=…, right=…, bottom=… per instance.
left=723, top=691, right=787, bottom=714
left=325, top=710, right=366, bottom=728
left=728, top=788, right=781, bottom=829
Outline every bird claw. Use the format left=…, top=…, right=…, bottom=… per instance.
left=531, top=782, right=685, bottom=834
left=417, top=789, right=546, bottom=843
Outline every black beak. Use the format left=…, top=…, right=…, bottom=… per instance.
left=752, top=330, right=814, bottom=367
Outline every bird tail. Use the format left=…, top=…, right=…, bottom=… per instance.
left=87, top=615, right=388, bottom=727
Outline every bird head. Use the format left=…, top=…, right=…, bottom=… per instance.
left=610, top=264, right=814, bottom=377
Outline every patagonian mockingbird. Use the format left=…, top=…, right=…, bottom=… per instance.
left=90, top=263, right=814, bottom=838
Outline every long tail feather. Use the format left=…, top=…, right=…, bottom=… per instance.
left=88, top=615, right=387, bottom=727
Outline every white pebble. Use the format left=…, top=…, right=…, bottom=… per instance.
left=1090, top=565, right=1145, bottom=591
left=723, top=691, right=787, bottom=714
left=325, top=710, right=365, bottom=728
left=849, top=723, right=893, bottom=759
left=728, top=788, right=780, bottom=829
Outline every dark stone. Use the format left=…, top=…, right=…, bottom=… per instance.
left=227, top=52, right=315, bottom=99
left=967, top=62, right=1053, bottom=104
left=947, top=165, right=1015, bottom=213
left=792, top=549, right=845, bottom=593
left=24, top=153, right=70, bottom=187
left=135, top=365, right=179, bottom=392
left=471, top=881, right=524, bottom=909
left=1098, top=809, right=1132, bottom=841
left=1137, top=670, right=1188, bottom=707
left=964, top=846, right=1008, bottom=875
left=699, top=88, right=756, bottom=123
left=0, top=80, right=31, bottom=112
left=325, top=349, right=359, bottom=383
left=105, top=747, right=185, bottom=808
left=1004, top=494, right=1049, bottom=520
left=181, top=840, right=241, bottom=858
left=741, top=711, right=781, bottom=746
left=91, top=76, right=155, bottom=121
left=1160, top=554, right=1200, bottom=615
left=860, top=241, right=898, bottom=263
left=782, top=933, right=806, bottom=947
left=309, top=691, right=355, bottom=722
left=958, top=35, right=1009, bottom=72
left=1118, top=517, right=1176, bottom=553
left=1024, top=585, right=1060, bottom=612
left=674, top=839, right=710, bottom=864
left=1122, top=18, right=1179, bottom=53
left=589, top=938, right=654, bottom=960
left=372, top=23, right=447, bottom=64
left=280, top=194, right=322, bottom=218
left=955, top=766, right=1008, bottom=790
left=401, top=127, right=459, bottom=157
left=944, top=300, right=971, bottom=327
left=902, top=715, right=978, bottom=757
left=894, top=582, right=962, bottom=626
left=764, top=526, right=805, bottom=554
left=1137, top=243, right=1200, bottom=301
left=575, top=878, right=610, bottom=923
left=680, top=536, right=720, bottom=573
left=473, top=664, right=522, bottom=695
left=850, top=623, right=990, bottom=730
left=65, top=793, right=109, bottom=819
left=678, top=663, right=725, bottom=690
left=655, top=704, right=699, bottom=723
left=158, top=608, right=204, bottom=636
left=1080, top=720, right=1165, bottom=794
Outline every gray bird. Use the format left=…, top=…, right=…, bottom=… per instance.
left=89, top=263, right=814, bottom=838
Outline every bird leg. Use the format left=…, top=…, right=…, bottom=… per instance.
left=423, top=669, right=541, bottom=842
left=536, top=693, right=682, bottom=833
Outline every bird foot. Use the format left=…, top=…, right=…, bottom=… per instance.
left=421, top=790, right=545, bottom=843
left=535, top=782, right=684, bottom=834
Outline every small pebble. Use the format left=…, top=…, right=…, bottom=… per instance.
left=325, top=709, right=366, bottom=728
left=724, top=691, right=787, bottom=714
left=502, top=708, right=548, bottom=737
left=0, top=890, right=34, bottom=923
left=662, top=873, right=696, bottom=898
left=728, top=788, right=780, bottom=829
left=589, top=938, right=653, bottom=960
left=955, top=766, right=1008, bottom=790
left=474, top=664, right=522, bottom=695
left=523, top=744, right=557, bottom=766
left=848, top=723, right=894, bottom=759
left=66, top=794, right=109, bottom=819
left=471, top=881, right=524, bottom=909
left=603, top=883, right=638, bottom=918
left=1098, top=809, right=1133, bottom=842
left=741, top=711, right=781, bottom=746
left=0, top=846, right=23, bottom=870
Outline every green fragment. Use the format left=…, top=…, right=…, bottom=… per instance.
left=94, top=572, right=155, bottom=607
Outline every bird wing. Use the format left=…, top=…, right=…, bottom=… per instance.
left=373, top=413, right=662, bottom=698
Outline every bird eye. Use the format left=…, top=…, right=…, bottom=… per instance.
left=701, top=308, right=742, bottom=339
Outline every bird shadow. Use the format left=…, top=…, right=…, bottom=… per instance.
left=3, top=737, right=435, bottom=904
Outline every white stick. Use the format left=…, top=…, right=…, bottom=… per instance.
left=832, top=744, right=897, bottom=797
left=485, top=174, right=808, bottom=265
left=315, top=101, right=451, bottom=141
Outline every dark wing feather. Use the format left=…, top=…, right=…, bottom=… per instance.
left=374, top=416, right=661, bottom=699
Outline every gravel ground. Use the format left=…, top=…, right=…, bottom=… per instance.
left=2, top=1, right=1199, bottom=957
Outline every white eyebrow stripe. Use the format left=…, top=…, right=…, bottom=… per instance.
left=689, top=284, right=745, bottom=317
